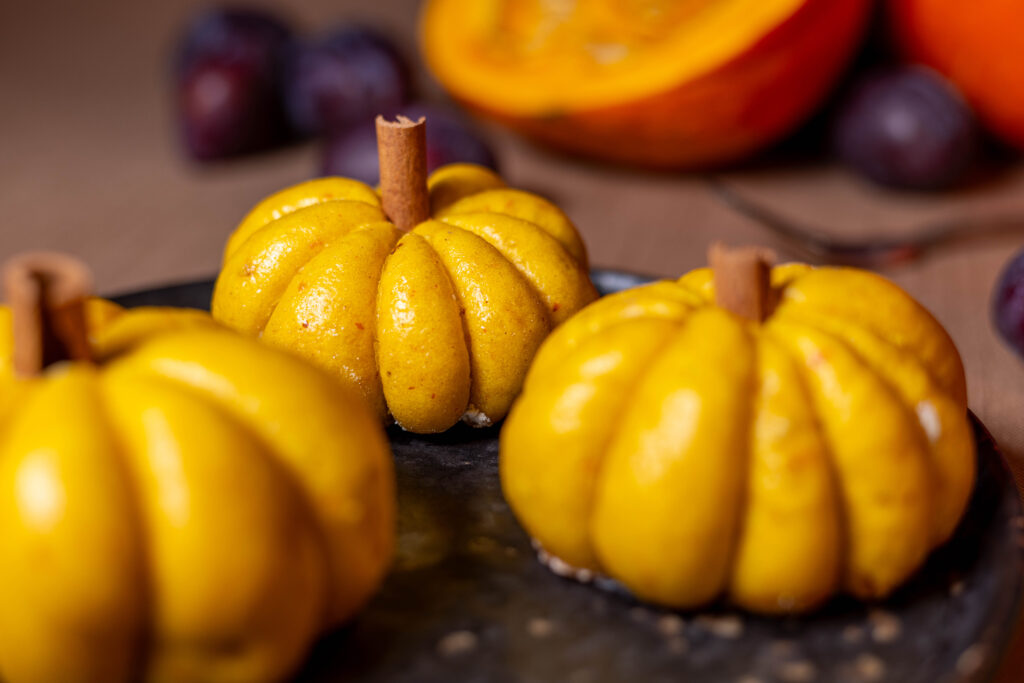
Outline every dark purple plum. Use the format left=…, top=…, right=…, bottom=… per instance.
left=415, top=106, right=499, bottom=174
left=321, top=122, right=381, bottom=185
left=179, top=55, right=286, bottom=160
left=321, top=104, right=498, bottom=184
left=283, top=26, right=411, bottom=138
left=993, top=248, right=1024, bottom=358
left=174, top=7, right=293, bottom=159
left=176, top=7, right=293, bottom=77
left=832, top=66, right=978, bottom=190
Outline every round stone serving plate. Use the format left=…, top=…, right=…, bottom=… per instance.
left=115, top=269, right=1024, bottom=683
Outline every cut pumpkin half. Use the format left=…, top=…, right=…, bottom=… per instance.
left=422, top=0, right=871, bottom=168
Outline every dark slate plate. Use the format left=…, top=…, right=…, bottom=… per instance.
left=114, top=270, right=1024, bottom=683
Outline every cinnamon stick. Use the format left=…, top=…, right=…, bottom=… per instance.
left=376, top=115, right=430, bottom=231
left=709, top=243, right=778, bottom=323
left=3, top=252, right=94, bottom=377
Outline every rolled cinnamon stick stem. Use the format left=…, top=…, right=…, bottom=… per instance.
left=709, top=243, right=778, bottom=323
left=3, top=252, right=94, bottom=377
left=376, top=115, right=430, bottom=231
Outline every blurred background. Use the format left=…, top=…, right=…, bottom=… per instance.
left=2, top=0, right=1024, bottom=674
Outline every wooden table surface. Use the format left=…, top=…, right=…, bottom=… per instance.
left=2, top=0, right=1023, bottom=679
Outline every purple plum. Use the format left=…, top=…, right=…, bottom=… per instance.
left=179, top=56, right=285, bottom=160
left=283, top=26, right=411, bottom=138
left=176, top=7, right=293, bottom=76
left=994, top=248, right=1024, bottom=358
left=832, top=66, right=978, bottom=190
left=321, top=104, right=498, bottom=184
left=174, top=7, right=294, bottom=159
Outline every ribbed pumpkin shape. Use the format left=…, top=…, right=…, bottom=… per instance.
left=213, top=163, right=597, bottom=433
left=501, top=263, right=975, bottom=613
left=0, top=301, right=394, bottom=683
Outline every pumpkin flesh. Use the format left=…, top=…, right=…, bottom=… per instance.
left=422, top=0, right=871, bottom=167
left=423, top=0, right=805, bottom=114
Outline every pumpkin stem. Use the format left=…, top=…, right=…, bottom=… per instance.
left=709, top=243, right=778, bottom=323
left=3, top=252, right=94, bottom=377
left=376, top=115, right=430, bottom=231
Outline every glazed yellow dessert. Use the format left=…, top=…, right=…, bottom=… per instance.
left=501, top=245, right=974, bottom=614
left=0, top=253, right=394, bottom=683
left=213, top=117, right=596, bottom=433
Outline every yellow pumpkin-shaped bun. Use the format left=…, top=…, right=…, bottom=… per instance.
left=501, top=245, right=975, bottom=614
left=0, top=254, right=394, bottom=683
left=213, top=117, right=597, bottom=433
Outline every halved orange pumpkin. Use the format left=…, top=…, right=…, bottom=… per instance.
left=421, top=0, right=870, bottom=168
left=889, top=0, right=1024, bottom=152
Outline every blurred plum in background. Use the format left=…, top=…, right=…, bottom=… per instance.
left=172, top=10, right=430, bottom=165
left=174, top=7, right=294, bottom=159
left=832, top=66, right=978, bottom=190
left=322, top=104, right=497, bottom=184
left=283, top=26, right=411, bottom=138
left=994, top=249, right=1024, bottom=359
left=176, top=7, right=293, bottom=76
left=179, top=56, right=287, bottom=160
